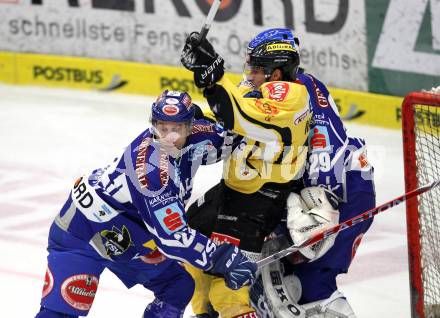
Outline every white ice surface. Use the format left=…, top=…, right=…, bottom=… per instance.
left=0, top=84, right=410, bottom=317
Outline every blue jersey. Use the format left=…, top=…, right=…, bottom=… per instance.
left=54, top=119, right=227, bottom=270
left=297, top=72, right=375, bottom=202
left=287, top=73, right=376, bottom=273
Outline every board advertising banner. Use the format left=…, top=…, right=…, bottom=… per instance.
left=367, top=0, right=440, bottom=96
left=0, top=0, right=368, bottom=91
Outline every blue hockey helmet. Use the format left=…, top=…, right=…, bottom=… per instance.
left=246, top=28, right=300, bottom=81
left=151, top=90, right=195, bottom=123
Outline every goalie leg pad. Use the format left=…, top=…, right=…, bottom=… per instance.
left=249, top=276, right=275, bottom=318
left=250, top=235, right=306, bottom=318
left=301, top=290, right=356, bottom=318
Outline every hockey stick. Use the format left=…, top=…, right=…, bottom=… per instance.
left=256, top=180, right=440, bottom=269
left=198, top=0, right=222, bottom=42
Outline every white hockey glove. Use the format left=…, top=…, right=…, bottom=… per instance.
left=286, top=187, right=340, bottom=261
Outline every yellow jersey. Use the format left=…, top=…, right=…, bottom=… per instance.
left=204, top=77, right=312, bottom=193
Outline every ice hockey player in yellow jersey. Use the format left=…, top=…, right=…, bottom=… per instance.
left=181, top=28, right=349, bottom=318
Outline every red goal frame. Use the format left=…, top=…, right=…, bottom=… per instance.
left=402, top=91, right=440, bottom=318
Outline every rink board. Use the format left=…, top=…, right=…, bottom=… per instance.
left=0, top=51, right=403, bottom=129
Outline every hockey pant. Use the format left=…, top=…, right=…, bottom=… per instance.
left=185, top=264, right=254, bottom=318
left=37, top=222, right=194, bottom=317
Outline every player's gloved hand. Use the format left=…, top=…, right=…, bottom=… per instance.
left=181, top=32, right=224, bottom=88
left=209, top=243, right=257, bottom=290
left=287, top=187, right=340, bottom=261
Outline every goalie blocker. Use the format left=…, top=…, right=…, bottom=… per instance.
left=286, top=187, right=340, bottom=262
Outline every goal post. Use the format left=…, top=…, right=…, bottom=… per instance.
left=402, top=90, right=440, bottom=318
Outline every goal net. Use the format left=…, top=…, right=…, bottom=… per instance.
left=402, top=90, right=440, bottom=318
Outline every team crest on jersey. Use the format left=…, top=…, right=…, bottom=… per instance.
left=100, top=225, right=134, bottom=256
left=41, top=266, right=54, bottom=298
left=61, top=274, right=99, bottom=311
left=309, top=126, right=331, bottom=151
left=255, top=100, right=279, bottom=121
left=263, top=82, right=290, bottom=101
left=155, top=202, right=186, bottom=234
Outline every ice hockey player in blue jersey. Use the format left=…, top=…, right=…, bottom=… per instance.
left=34, top=90, right=257, bottom=318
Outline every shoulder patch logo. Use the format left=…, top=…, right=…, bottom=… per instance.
left=264, top=82, right=290, bottom=101
left=255, top=100, right=279, bottom=118
left=100, top=225, right=133, bottom=256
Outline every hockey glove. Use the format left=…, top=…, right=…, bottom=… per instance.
left=181, top=32, right=224, bottom=88
left=286, top=187, right=340, bottom=261
left=209, top=243, right=257, bottom=290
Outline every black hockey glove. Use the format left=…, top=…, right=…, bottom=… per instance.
left=181, top=32, right=224, bottom=88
